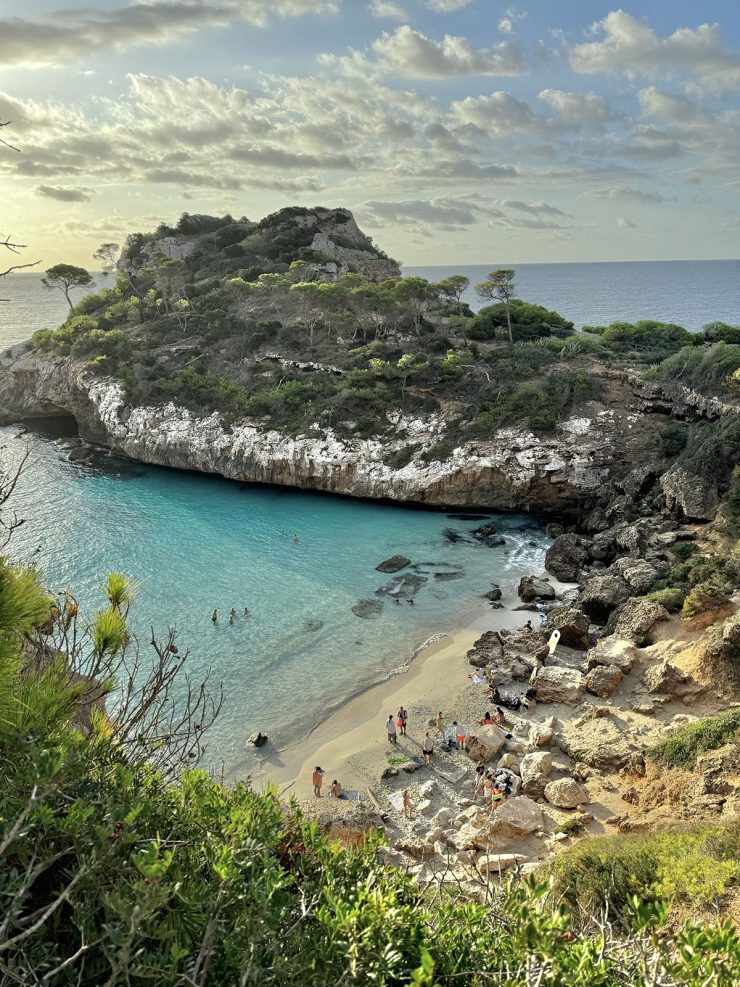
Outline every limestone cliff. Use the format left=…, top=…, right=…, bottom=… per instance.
left=0, top=347, right=725, bottom=517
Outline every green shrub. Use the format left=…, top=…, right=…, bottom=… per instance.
left=657, top=341, right=740, bottom=394
left=681, top=577, right=734, bottom=618
left=648, top=710, right=740, bottom=769
left=659, top=423, right=689, bottom=457
left=645, top=587, right=686, bottom=613
left=671, top=540, right=698, bottom=561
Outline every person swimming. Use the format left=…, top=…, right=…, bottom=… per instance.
left=244, top=607, right=250, bottom=616
left=211, top=609, right=217, bottom=623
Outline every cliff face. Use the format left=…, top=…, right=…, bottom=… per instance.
left=0, top=348, right=713, bottom=517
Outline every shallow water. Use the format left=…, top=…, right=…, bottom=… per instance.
left=4, top=422, right=549, bottom=774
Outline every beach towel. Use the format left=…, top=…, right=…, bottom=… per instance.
left=471, top=673, right=488, bottom=685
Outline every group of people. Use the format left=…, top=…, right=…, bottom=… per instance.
left=311, top=766, right=346, bottom=799
left=211, top=607, right=250, bottom=625
left=474, top=764, right=514, bottom=805
left=385, top=706, right=409, bottom=743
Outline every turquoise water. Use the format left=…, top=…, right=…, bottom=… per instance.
left=3, top=422, right=549, bottom=774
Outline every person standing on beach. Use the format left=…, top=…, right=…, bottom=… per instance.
left=403, top=789, right=413, bottom=818
left=435, top=711, right=445, bottom=738
left=423, top=732, right=434, bottom=764
left=397, top=706, right=408, bottom=737
left=312, top=766, right=324, bottom=797
left=386, top=714, right=397, bottom=744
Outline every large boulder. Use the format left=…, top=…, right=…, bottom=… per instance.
left=520, top=752, right=553, bottom=798
left=642, top=661, right=693, bottom=698
left=618, top=465, right=656, bottom=500
left=491, top=797, right=544, bottom=838
left=545, top=534, right=590, bottom=581
left=546, top=606, right=590, bottom=649
left=579, top=575, right=630, bottom=623
left=518, top=576, right=556, bottom=603
left=477, top=853, right=526, bottom=874
left=465, top=725, right=507, bottom=763
left=583, top=638, right=637, bottom=675
left=608, top=598, right=670, bottom=643
left=584, top=664, right=623, bottom=698
left=660, top=465, right=719, bottom=522
left=544, top=778, right=589, bottom=809
left=531, top=665, right=586, bottom=705
left=611, top=558, right=659, bottom=595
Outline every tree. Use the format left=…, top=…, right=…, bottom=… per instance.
left=94, top=240, right=144, bottom=300
left=437, top=274, right=469, bottom=316
left=393, top=277, right=439, bottom=338
left=476, top=269, right=516, bottom=344
left=41, top=263, right=94, bottom=310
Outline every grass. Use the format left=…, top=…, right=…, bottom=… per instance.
left=648, top=709, right=740, bottom=769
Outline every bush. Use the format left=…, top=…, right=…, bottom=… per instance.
left=659, top=424, right=688, bottom=457
left=681, top=577, right=734, bottom=618
left=645, top=587, right=686, bottom=613
left=469, top=300, right=573, bottom=341
left=656, top=341, right=740, bottom=394
left=648, top=710, right=740, bottom=769
left=671, top=540, right=698, bottom=561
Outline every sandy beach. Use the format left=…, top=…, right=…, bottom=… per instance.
left=250, top=598, right=541, bottom=800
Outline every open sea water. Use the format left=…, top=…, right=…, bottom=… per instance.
left=0, top=259, right=736, bottom=774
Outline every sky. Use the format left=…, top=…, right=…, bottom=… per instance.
left=1, top=0, right=740, bottom=267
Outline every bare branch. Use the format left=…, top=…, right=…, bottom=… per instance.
left=0, top=121, right=21, bottom=154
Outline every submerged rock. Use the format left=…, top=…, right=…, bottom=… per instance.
left=376, top=555, right=411, bottom=573
left=352, top=599, right=384, bottom=619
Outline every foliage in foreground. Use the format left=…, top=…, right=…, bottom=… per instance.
left=0, top=558, right=739, bottom=984
left=647, top=709, right=740, bottom=769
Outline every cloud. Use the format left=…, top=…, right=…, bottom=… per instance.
left=499, top=200, right=568, bottom=217
left=617, top=217, right=636, bottom=228
left=0, top=0, right=340, bottom=67
left=538, top=89, right=613, bottom=126
left=452, top=91, right=536, bottom=134
left=372, top=26, right=525, bottom=78
left=369, top=1, right=406, bottom=19
left=591, top=184, right=665, bottom=203
left=570, top=9, right=740, bottom=93
left=423, top=0, right=472, bottom=11
left=359, top=196, right=483, bottom=227
left=638, top=86, right=704, bottom=123
left=35, top=184, right=96, bottom=202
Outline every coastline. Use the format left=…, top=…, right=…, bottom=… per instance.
left=239, top=595, right=544, bottom=799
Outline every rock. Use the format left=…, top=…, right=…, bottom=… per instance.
left=545, top=607, right=591, bottom=649
left=417, top=799, right=434, bottom=817
left=531, top=723, right=555, bottom=747
left=376, top=555, right=411, bottom=573
left=381, top=767, right=399, bottom=779
left=472, top=523, right=506, bottom=546
left=521, top=772, right=549, bottom=798
left=497, top=753, right=520, bottom=773
left=418, top=779, right=437, bottom=798
left=545, top=534, right=590, bottom=581
left=518, top=576, right=556, bottom=603
left=465, top=725, right=507, bottom=763
left=608, top=598, right=669, bottom=642
left=611, top=558, right=659, bottom=595
left=583, top=637, right=636, bottom=675
left=303, top=618, right=324, bottom=632
left=393, top=836, right=434, bottom=861
left=520, top=752, right=552, bottom=782
left=579, top=575, right=630, bottom=623
left=618, top=465, right=656, bottom=499
left=642, top=661, right=694, bottom=698
left=377, top=847, right=408, bottom=868
left=477, top=853, right=526, bottom=875
left=660, top=465, right=719, bottom=521
left=352, top=599, right=383, bottom=619
left=485, top=584, right=503, bottom=602
left=377, top=573, right=427, bottom=598
left=425, top=826, right=444, bottom=845
left=530, top=665, right=586, bottom=705
left=491, top=797, right=544, bottom=838
left=248, top=731, right=268, bottom=747
left=401, top=760, right=421, bottom=774
left=545, top=778, right=589, bottom=809
left=545, top=522, right=565, bottom=538
left=584, top=664, right=623, bottom=698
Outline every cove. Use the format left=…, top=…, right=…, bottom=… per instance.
left=4, top=421, right=551, bottom=775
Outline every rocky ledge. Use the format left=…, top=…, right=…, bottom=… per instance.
left=0, top=348, right=730, bottom=517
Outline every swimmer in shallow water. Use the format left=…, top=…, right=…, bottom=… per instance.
left=244, top=607, right=249, bottom=616
left=211, top=609, right=217, bottom=623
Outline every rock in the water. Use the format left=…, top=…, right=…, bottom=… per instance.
left=609, top=598, right=669, bottom=642
left=377, top=573, right=427, bottom=598
left=584, top=664, right=623, bottom=698
left=303, top=618, right=324, bottom=633
left=435, top=570, right=464, bottom=581
left=546, top=606, right=590, bottom=649
left=545, top=533, right=590, bottom=581
left=477, top=853, right=526, bottom=874
left=579, top=575, right=630, bottom=623
left=352, top=599, right=384, bottom=619
left=545, top=778, right=589, bottom=809
left=472, top=522, right=506, bottom=546
left=531, top=665, right=586, bottom=705
left=376, top=555, right=411, bottom=573
left=492, top=797, right=544, bottom=838
left=518, top=576, right=556, bottom=603
left=485, top=584, right=503, bottom=602
left=465, top=724, right=507, bottom=763
left=248, top=731, right=268, bottom=748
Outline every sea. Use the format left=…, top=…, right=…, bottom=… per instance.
left=0, top=259, right=737, bottom=775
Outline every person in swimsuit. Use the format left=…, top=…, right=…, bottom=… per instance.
left=397, top=706, right=408, bottom=737
left=330, top=779, right=345, bottom=799
left=435, top=711, right=445, bottom=738
left=312, top=766, right=324, bottom=797
left=211, top=609, right=217, bottom=623
left=403, top=789, right=413, bottom=818
left=423, top=732, right=434, bottom=763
